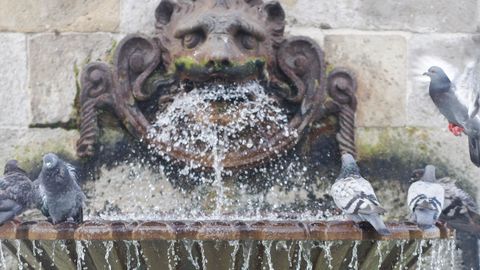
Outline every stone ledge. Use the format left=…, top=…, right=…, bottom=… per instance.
left=0, top=220, right=454, bottom=241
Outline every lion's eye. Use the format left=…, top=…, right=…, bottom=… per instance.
left=182, top=32, right=204, bottom=49
left=238, top=32, right=258, bottom=50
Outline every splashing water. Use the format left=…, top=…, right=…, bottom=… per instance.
left=88, top=81, right=334, bottom=221
left=147, top=81, right=294, bottom=215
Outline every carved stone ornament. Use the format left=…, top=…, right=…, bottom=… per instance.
left=76, top=0, right=357, bottom=169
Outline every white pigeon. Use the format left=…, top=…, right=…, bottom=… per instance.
left=407, top=165, right=444, bottom=229
left=330, top=154, right=391, bottom=236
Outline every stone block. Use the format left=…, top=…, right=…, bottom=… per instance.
left=0, top=128, right=79, bottom=171
left=0, top=0, right=119, bottom=32
left=283, top=0, right=477, bottom=33
left=407, top=34, right=480, bottom=128
left=324, top=34, right=408, bottom=127
left=28, top=33, right=117, bottom=124
left=120, top=0, right=159, bottom=35
left=0, top=34, right=30, bottom=128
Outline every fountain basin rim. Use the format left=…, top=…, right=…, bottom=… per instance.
left=0, top=220, right=454, bottom=241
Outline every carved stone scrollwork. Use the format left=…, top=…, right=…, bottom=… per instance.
left=77, top=63, right=115, bottom=158
left=327, top=69, right=357, bottom=157
left=277, top=36, right=327, bottom=132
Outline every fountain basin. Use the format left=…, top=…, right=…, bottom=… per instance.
left=0, top=221, right=455, bottom=270
left=0, top=220, right=454, bottom=241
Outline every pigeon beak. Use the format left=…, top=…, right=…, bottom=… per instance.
left=423, top=72, right=430, bottom=77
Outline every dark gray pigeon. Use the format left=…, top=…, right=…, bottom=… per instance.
left=424, top=66, right=480, bottom=166
left=330, top=154, right=391, bottom=236
left=408, top=165, right=444, bottom=229
left=37, top=153, right=85, bottom=224
left=0, top=160, right=39, bottom=224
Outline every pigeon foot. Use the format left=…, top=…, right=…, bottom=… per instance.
left=448, top=123, right=464, bottom=136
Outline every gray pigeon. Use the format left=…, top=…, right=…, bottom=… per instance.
left=412, top=168, right=480, bottom=234
left=330, top=154, right=391, bottom=236
left=37, top=153, right=85, bottom=224
left=424, top=66, right=480, bottom=166
left=408, top=165, right=444, bottom=229
left=0, top=160, right=39, bottom=224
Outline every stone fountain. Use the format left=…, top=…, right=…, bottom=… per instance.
left=0, top=0, right=458, bottom=269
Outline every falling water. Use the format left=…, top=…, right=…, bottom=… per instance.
left=319, top=241, right=333, bottom=270
left=0, top=240, right=5, bottom=270
left=348, top=240, right=359, bottom=270
left=104, top=241, right=113, bottom=270
left=376, top=241, right=384, bottom=267
left=396, top=239, right=406, bottom=270
left=301, top=242, right=313, bottom=270
left=198, top=241, right=208, bottom=270
left=51, top=240, right=57, bottom=267
left=15, top=240, right=22, bottom=270
left=167, top=240, right=179, bottom=270
left=228, top=240, right=240, bottom=270
left=241, top=240, right=253, bottom=270
left=75, top=240, right=85, bottom=270
left=262, top=240, right=274, bottom=270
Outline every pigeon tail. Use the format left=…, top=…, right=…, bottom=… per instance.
left=359, top=213, right=391, bottom=236
left=468, top=136, right=480, bottom=167
left=0, top=202, right=22, bottom=224
left=414, top=209, right=437, bottom=229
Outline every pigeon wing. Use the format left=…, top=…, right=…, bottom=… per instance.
left=453, top=59, right=480, bottom=118
left=331, top=177, right=384, bottom=215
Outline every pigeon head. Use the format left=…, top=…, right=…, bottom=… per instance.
left=423, top=66, right=451, bottom=92
left=42, top=153, right=59, bottom=170
left=337, top=153, right=361, bottom=179
left=3, top=160, right=25, bottom=175
left=420, top=165, right=437, bottom=183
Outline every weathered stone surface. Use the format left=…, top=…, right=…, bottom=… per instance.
left=407, top=34, right=480, bottom=127
left=285, top=26, right=324, bottom=47
left=324, top=34, right=407, bottom=127
left=0, top=34, right=30, bottom=128
left=357, top=127, right=480, bottom=200
left=0, top=128, right=79, bottom=171
left=119, top=0, right=158, bottom=35
left=29, top=33, right=117, bottom=124
left=283, top=0, right=477, bottom=32
left=0, top=0, right=119, bottom=32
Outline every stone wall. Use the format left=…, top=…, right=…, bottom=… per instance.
left=0, top=0, right=479, bottom=200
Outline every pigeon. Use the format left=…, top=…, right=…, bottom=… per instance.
left=407, top=165, right=444, bottom=229
left=330, top=153, right=391, bottom=236
left=412, top=168, right=480, bottom=234
left=0, top=160, right=39, bottom=224
left=424, top=65, right=480, bottom=166
left=37, top=153, right=85, bottom=224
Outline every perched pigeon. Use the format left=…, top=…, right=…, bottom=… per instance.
left=37, top=153, right=85, bottom=224
left=412, top=168, right=480, bottom=234
left=330, top=154, right=391, bottom=236
left=408, top=165, right=444, bottom=229
left=0, top=160, right=39, bottom=224
left=424, top=66, right=480, bottom=166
